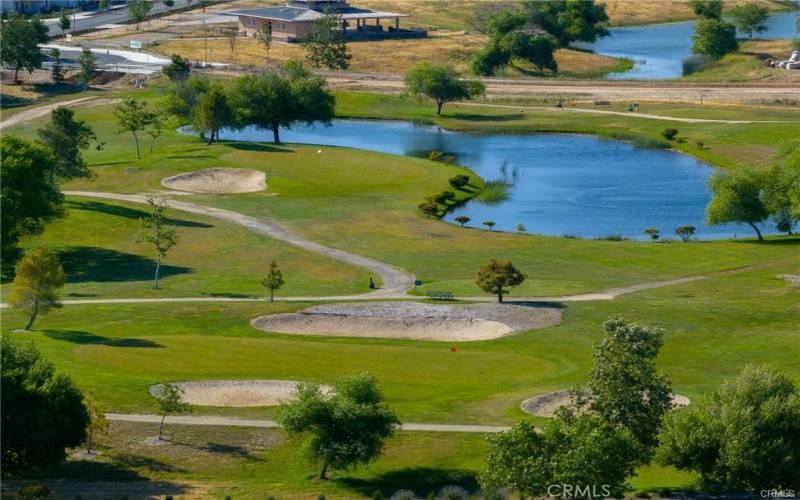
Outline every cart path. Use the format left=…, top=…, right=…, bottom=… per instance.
left=64, top=190, right=415, bottom=296
left=460, top=102, right=800, bottom=124
left=0, top=96, right=119, bottom=130
left=107, top=413, right=510, bottom=433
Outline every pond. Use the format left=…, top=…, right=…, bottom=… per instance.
left=586, top=11, right=799, bottom=80
left=214, top=119, right=766, bottom=240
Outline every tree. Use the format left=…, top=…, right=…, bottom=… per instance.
left=706, top=169, right=769, bottom=240
left=523, top=0, right=609, bottom=47
left=37, top=106, right=97, bottom=182
left=138, top=197, right=179, bottom=289
left=454, top=215, right=471, bottom=227
left=193, top=84, right=232, bottom=144
left=162, top=0, right=175, bottom=10
left=574, top=317, right=672, bottom=456
left=58, top=9, right=71, bottom=32
left=404, top=63, right=485, bottom=115
left=643, top=227, right=660, bottom=240
left=128, top=0, right=153, bottom=29
left=114, top=97, right=155, bottom=159
left=499, top=31, right=558, bottom=72
left=76, top=47, right=97, bottom=93
left=98, top=0, right=108, bottom=11
left=675, top=224, right=696, bottom=242
left=278, top=372, right=399, bottom=480
left=476, top=259, right=525, bottom=303
left=516, top=223, right=526, bottom=233
left=49, top=48, right=64, bottom=83
left=154, top=382, right=192, bottom=440
left=692, top=18, right=738, bottom=59
left=658, top=365, right=800, bottom=492
left=146, top=112, right=164, bottom=153
left=83, top=392, right=108, bottom=455
left=418, top=199, right=440, bottom=217
left=689, top=0, right=723, bottom=19
left=165, top=74, right=210, bottom=121
left=162, top=53, right=190, bottom=83
left=0, top=136, right=63, bottom=273
left=482, top=220, right=496, bottom=231
left=229, top=65, right=334, bottom=144
left=762, top=143, right=800, bottom=227
left=7, top=247, right=66, bottom=331
left=661, top=128, right=679, bottom=140
left=481, top=415, right=639, bottom=498
left=257, top=30, right=273, bottom=64
left=730, top=3, right=769, bottom=39
left=302, top=12, right=351, bottom=70
left=449, top=174, right=470, bottom=190
left=261, top=261, right=285, bottom=303
left=226, top=29, right=237, bottom=62
left=0, top=13, right=50, bottom=82
left=1, top=336, right=88, bottom=468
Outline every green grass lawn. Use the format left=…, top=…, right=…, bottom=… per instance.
left=2, top=86, right=799, bottom=496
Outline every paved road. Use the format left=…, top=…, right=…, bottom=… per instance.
left=107, top=413, right=511, bottom=433
left=46, top=0, right=203, bottom=37
left=64, top=191, right=416, bottom=296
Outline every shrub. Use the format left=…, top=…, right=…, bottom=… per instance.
left=418, top=199, right=440, bottom=218
left=696, top=140, right=705, bottom=149
left=437, top=486, right=470, bottom=500
left=682, top=54, right=715, bottom=75
left=372, top=491, right=384, bottom=500
left=643, top=228, right=660, bottom=241
left=390, top=490, right=416, bottom=500
left=434, top=190, right=456, bottom=204
left=454, top=215, right=471, bottom=227
left=477, top=181, right=510, bottom=203
left=449, top=174, right=470, bottom=189
left=482, top=220, right=496, bottom=231
left=631, top=136, right=671, bottom=149
left=16, top=484, right=51, bottom=499
left=595, top=234, right=630, bottom=241
left=661, top=128, right=679, bottom=141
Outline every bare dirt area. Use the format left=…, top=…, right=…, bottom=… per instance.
left=251, top=301, right=562, bottom=341
left=161, top=168, right=267, bottom=194
left=520, top=390, right=691, bottom=417
left=149, top=380, right=330, bottom=407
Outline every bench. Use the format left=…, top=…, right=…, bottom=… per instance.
left=426, top=290, right=454, bottom=301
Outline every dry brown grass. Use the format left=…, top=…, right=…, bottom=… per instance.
left=154, top=32, right=621, bottom=75
left=603, top=0, right=791, bottom=26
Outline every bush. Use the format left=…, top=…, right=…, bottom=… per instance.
left=418, top=199, right=440, bottom=218
left=661, top=128, right=679, bottom=141
left=434, top=190, right=456, bottom=204
left=675, top=225, right=696, bottom=242
left=595, top=234, right=630, bottom=241
left=437, top=486, right=470, bottom=500
left=631, top=136, right=671, bottom=149
left=682, top=54, right=715, bottom=75
left=449, top=174, right=470, bottom=189
left=390, top=490, right=416, bottom=500
left=15, top=484, right=51, bottom=499
left=477, top=181, right=510, bottom=203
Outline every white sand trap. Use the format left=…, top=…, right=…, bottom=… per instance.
left=148, top=380, right=330, bottom=407
left=161, top=168, right=266, bottom=194
left=520, top=390, right=691, bottom=418
left=251, top=301, right=562, bottom=341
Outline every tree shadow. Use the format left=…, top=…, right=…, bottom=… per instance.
left=43, top=330, right=163, bottom=348
left=200, top=291, right=258, bottom=299
left=224, top=141, right=293, bottom=153
left=113, top=453, right=186, bottom=473
left=336, top=467, right=478, bottom=498
left=67, top=200, right=213, bottom=228
left=447, top=112, right=526, bottom=122
left=505, top=300, right=566, bottom=309
left=58, top=246, right=192, bottom=283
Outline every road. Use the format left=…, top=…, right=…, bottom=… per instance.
left=42, top=43, right=171, bottom=74
left=107, top=413, right=511, bottom=433
left=45, top=0, right=204, bottom=37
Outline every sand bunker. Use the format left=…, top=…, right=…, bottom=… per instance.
left=160, top=168, right=266, bottom=194
left=148, top=380, right=330, bottom=407
left=520, top=390, right=691, bottom=418
left=251, top=301, right=562, bottom=341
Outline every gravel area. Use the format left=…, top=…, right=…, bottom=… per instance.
left=521, top=390, right=691, bottom=417
left=251, top=301, right=562, bottom=341
left=161, top=168, right=266, bottom=194
left=149, top=380, right=330, bottom=407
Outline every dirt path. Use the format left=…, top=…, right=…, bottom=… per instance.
left=317, top=71, right=800, bottom=104
left=64, top=191, right=415, bottom=296
left=0, top=97, right=118, bottom=129
left=106, top=413, right=510, bottom=433
left=460, top=102, right=800, bottom=124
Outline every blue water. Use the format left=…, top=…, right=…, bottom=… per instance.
left=587, top=11, right=800, bottom=80
left=213, top=119, right=768, bottom=240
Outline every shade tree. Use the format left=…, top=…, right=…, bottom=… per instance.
left=162, top=54, right=191, bottom=83
left=114, top=97, right=157, bottom=159
left=471, top=10, right=559, bottom=76
left=476, top=259, right=525, bottom=303
left=675, top=225, right=696, bottom=241
left=730, top=3, right=769, bottom=39
left=37, top=106, right=97, bottom=182
left=0, top=13, right=50, bottom=82
left=302, top=11, right=351, bottom=70
left=1, top=336, right=88, bottom=468
left=522, top=0, right=609, bottom=47
left=193, top=84, right=232, bottom=144
left=77, top=47, right=97, bottom=92
left=706, top=169, right=769, bottom=240
left=692, top=18, right=738, bottom=59
left=404, top=63, right=485, bottom=115
left=7, top=247, right=66, bottom=331
left=278, top=372, right=399, bottom=480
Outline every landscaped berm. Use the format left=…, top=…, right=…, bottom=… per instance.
left=160, top=168, right=267, bottom=194
left=251, top=301, right=563, bottom=341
